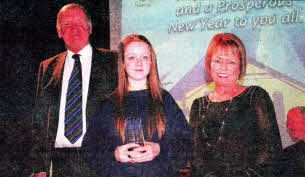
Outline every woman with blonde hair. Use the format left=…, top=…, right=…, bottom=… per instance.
left=190, top=33, right=282, bottom=177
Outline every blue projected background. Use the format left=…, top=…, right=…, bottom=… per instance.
left=121, top=0, right=305, bottom=148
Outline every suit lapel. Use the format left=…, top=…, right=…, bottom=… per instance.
left=80, top=48, right=117, bottom=125
left=86, top=48, right=104, bottom=122
left=46, top=52, right=67, bottom=143
left=47, top=52, right=66, bottom=109
left=52, top=52, right=67, bottom=88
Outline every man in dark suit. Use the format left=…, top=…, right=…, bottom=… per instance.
left=30, top=3, right=117, bottom=177
left=280, top=106, right=305, bottom=177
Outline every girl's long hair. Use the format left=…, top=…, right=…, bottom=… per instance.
left=114, top=34, right=165, bottom=143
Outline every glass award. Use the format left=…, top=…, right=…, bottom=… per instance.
left=124, top=113, right=144, bottom=149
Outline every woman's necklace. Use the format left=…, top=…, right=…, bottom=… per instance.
left=199, top=93, right=234, bottom=152
left=200, top=93, right=233, bottom=116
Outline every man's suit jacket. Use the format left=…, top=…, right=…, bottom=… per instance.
left=280, top=141, right=305, bottom=177
left=30, top=47, right=118, bottom=176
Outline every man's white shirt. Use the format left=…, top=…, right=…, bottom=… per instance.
left=55, top=44, right=92, bottom=148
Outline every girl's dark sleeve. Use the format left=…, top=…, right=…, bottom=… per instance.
left=189, top=98, right=200, bottom=161
left=81, top=100, right=117, bottom=176
left=251, top=86, right=283, bottom=176
left=158, top=91, right=192, bottom=172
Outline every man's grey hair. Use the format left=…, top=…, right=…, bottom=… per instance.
left=56, top=3, right=92, bottom=31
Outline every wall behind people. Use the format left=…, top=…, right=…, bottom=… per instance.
left=0, top=1, right=110, bottom=176
left=119, top=0, right=305, bottom=148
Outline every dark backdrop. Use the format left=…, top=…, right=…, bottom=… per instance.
left=0, top=1, right=110, bottom=176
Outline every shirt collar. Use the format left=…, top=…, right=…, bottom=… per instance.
left=67, top=44, right=92, bottom=62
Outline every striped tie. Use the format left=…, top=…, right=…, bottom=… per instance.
left=65, top=54, right=83, bottom=144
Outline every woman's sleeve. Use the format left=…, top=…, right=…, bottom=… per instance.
left=158, top=91, right=192, bottom=171
left=81, top=100, right=116, bottom=176
left=251, top=86, right=283, bottom=176
left=189, top=98, right=205, bottom=176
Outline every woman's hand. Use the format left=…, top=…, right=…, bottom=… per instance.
left=114, top=143, right=141, bottom=162
left=130, top=142, right=160, bottom=163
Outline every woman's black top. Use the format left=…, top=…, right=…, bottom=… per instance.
left=189, top=86, right=282, bottom=177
